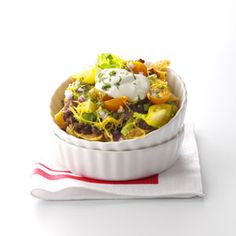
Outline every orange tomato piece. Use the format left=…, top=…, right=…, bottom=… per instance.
left=103, top=94, right=113, bottom=101
left=127, top=61, right=148, bottom=76
left=148, top=60, right=170, bottom=80
left=54, top=109, right=66, bottom=129
left=103, top=96, right=128, bottom=111
left=147, top=88, right=170, bottom=104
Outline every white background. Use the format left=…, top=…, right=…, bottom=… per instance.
left=0, top=0, right=236, bottom=235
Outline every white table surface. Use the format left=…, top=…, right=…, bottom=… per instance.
left=0, top=0, right=236, bottom=235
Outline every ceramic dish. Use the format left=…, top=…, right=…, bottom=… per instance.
left=54, top=126, right=184, bottom=180
left=50, top=68, right=187, bottom=151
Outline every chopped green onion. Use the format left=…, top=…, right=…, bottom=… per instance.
left=109, top=70, right=116, bottom=76
left=102, top=84, right=111, bottom=90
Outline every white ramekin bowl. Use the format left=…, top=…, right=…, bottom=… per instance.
left=55, top=126, right=184, bottom=180
left=50, top=68, right=187, bottom=151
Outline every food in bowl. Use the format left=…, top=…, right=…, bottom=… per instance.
left=54, top=53, right=180, bottom=142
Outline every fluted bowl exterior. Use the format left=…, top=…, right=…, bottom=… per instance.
left=55, top=126, right=184, bottom=180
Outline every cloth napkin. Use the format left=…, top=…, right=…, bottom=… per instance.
left=31, top=123, right=204, bottom=200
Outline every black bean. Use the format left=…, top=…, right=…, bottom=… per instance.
left=137, top=119, right=153, bottom=130
left=92, top=127, right=102, bottom=136
left=112, top=130, right=121, bottom=141
left=63, top=110, right=72, bottom=121
left=80, top=124, right=92, bottom=134
left=73, top=122, right=83, bottom=133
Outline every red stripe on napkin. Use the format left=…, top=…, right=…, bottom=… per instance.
left=33, top=167, right=159, bottom=185
left=36, top=162, right=71, bottom=173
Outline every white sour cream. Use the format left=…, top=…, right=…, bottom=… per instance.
left=95, top=68, right=149, bottom=102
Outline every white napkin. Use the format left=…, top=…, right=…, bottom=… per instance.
left=31, top=123, right=204, bottom=200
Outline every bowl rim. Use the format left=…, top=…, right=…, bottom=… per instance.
left=50, top=68, right=187, bottom=146
left=54, top=125, right=185, bottom=154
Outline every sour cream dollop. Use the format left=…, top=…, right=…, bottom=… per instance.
left=95, top=68, right=150, bottom=102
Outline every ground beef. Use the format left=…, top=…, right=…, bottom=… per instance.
left=63, top=113, right=76, bottom=126
left=129, top=98, right=151, bottom=113
left=73, top=122, right=82, bottom=133
left=119, top=109, right=133, bottom=124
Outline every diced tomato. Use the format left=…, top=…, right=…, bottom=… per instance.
left=147, top=88, right=170, bottom=104
left=102, top=94, right=113, bottom=101
left=103, top=97, right=128, bottom=111
left=54, top=109, right=66, bottom=129
left=127, top=61, right=148, bottom=76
